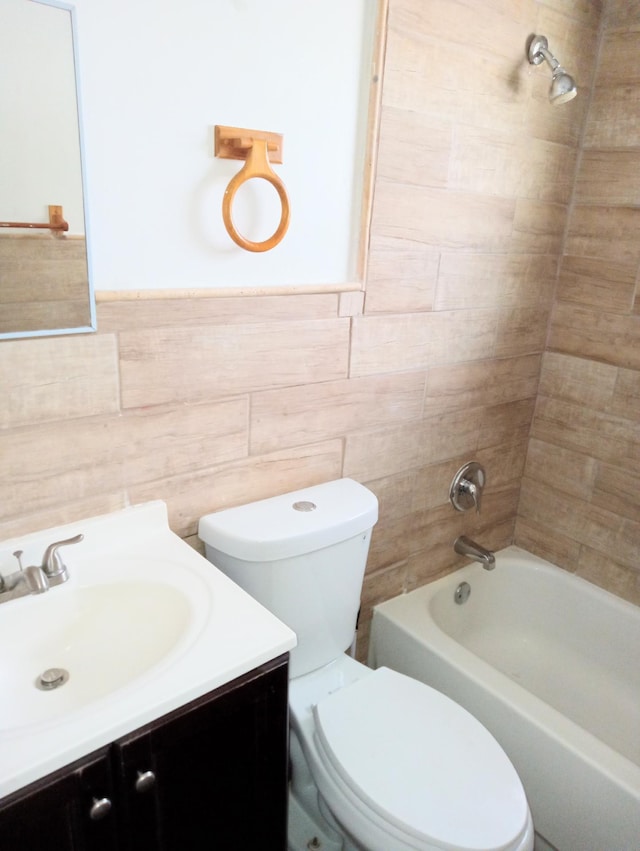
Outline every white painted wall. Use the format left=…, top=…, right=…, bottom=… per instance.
left=68, top=0, right=375, bottom=291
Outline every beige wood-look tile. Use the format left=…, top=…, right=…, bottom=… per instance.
left=425, top=354, right=541, bottom=412
left=350, top=310, right=497, bottom=378
left=97, top=293, right=339, bottom=332
left=250, top=372, right=426, bottom=456
left=128, top=439, right=344, bottom=538
left=536, top=5, right=601, bottom=87
left=548, top=303, right=640, bottom=370
left=368, top=514, right=414, bottom=573
left=494, top=306, right=550, bottom=358
left=407, top=503, right=465, bottom=560
left=523, top=437, right=598, bottom=497
left=537, top=0, right=603, bottom=29
left=556, top=256, right=637, bottom=314
left=0, top=494, right=126, bottom=543
left=596, top=30, right=640, bottom=85
left=513, top=513, right=581, bottom=571
left=479, top=397, right=536, bottom=449
left=479, top=517, right=516, bottom=552
left=435, top=254, right=557, bottom=311
left=448, top=126, right=522, bottom=198
left=344, top=407, right=480, bottom=483
left=465, top=485, right=521, bottom=537
left=604, top=1, right=640, bottom=33
left=523, top=77, right=588, bottom=147
left=365, top=236, right=439, bottom=314
left=574, top=151, right=640, bottom=205
left=405, top=543, right=464, bottom=592
left=382, top=34, right=528, bottom=134
left=584, top=86, right=640, bottom=149
left=120, top=399, right=249, bottom=479
left=381, top=66, right=458, bottom=125
left=2, top=415, right=125, bottom=521
left=119, top=318, right=350, bottom=409
left=365, top=472, right=417, bottom=572
left=509, top=199, right=567, bottom=255
left=532, top=396, right=640, bottom=466
left=338, top=291, right=364, bottom=317
left=1, top=334, right=119, bottom=429
left=476, top=438, right=529, bottom=488
left=376, top=105, right=451, bottom=189
left=564, top=205, right=640, bottom=265
left=411, top=454, right=471, bottom=514
left=1, top=399, right=249, bottom=523
left=538, top=351, right=617, bottom=409
left=610, top=367, right=640, bottom=419
left=576, top=546, right=640, bottom=606
left=362, top=558, right=410, bottom=605
left=518, top=477, right=589, bottom=542
left=364, top=470, right=416, bottom=525
left=448, top=128, right=575, bottom=204
left=370, top=179, right=515, bottom=251
left=391, top=0, right=531, bottom=62
left=593, top=463, right=640, bottom=522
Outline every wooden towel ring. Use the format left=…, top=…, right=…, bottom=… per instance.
left=221, top=138, right=290, bottom=253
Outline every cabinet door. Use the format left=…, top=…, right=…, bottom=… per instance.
left=115, top=656, right=289, bottom=851
left=0, top=747, right=118, bottom=851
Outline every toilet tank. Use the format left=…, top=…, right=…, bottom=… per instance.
left=198, top=478, right=378, bottom=677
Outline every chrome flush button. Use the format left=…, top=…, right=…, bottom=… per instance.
left=293, top=501, right=316, bottom=512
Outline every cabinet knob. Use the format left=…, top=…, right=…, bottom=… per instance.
left=135, top=769, right=156, bottom=793
left=89, top=796, right=112, bottom=820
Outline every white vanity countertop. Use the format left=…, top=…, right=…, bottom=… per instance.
left=0, top=501, right=296, bottom=799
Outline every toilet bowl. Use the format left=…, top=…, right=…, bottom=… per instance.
left=199, top=479, right=534, bottom=851
left=289, top=654, right=533, bottom=851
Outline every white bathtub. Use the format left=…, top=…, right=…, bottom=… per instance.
left=369, top=545, right=640, bottom=851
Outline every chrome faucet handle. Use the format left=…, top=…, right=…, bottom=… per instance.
left=459, top=478, right=481, bottom=513
left=449, top=461, right=486, bottom=513
left=41, top=533, right=84, bottom=585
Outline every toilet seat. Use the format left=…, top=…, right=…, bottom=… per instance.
left=311, top=667, right=530, bottom=851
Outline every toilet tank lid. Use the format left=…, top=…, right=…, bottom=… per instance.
left=198, top=478, right=378, bottom=562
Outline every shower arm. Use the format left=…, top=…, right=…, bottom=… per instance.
left=528, top=35, right=561, bottom=73
left=535, top=46, right=560, bottom=73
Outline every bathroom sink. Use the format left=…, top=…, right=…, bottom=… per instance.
left=0, top=501, right=296, bottom=798
left=0, top=563, right=203, bottom=732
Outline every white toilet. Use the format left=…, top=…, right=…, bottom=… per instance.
left=199, top=478, right=534, bottom=851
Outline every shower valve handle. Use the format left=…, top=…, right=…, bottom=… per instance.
left=460, top=478, right=481, bottom=513
left=449, top=461, right=486, bottom=514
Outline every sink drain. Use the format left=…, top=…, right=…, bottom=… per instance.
left=36, top=668, right=69, bottom=691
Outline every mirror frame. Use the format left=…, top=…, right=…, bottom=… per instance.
left=0, top=0, right=96, bottom=341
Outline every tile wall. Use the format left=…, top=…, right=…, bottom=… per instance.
left=2, top=0, right=636, bottom=661
left=515, top=0, right=640, bottom=605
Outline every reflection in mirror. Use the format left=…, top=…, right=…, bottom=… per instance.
left=0, top=0, right=95, bottom=340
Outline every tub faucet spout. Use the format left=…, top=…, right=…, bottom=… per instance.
left=454, top=535, right=496, bottom=570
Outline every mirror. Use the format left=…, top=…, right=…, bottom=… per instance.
left=0, top=0, right=95, bottom=340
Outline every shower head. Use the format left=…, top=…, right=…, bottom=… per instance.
left=528, top=34, right=577, bottom=105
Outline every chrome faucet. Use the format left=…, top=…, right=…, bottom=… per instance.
left=41, top=533, right=83, bottom=586
left=454, top=535, right=496, bottom=570
left=0, top=562, right=50, bottom=603
left=0, top=533, right=83, bottom=605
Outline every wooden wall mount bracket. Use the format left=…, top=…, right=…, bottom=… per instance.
left=214, top=125, right=289, bottom=253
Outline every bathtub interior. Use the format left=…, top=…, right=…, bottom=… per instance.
left=423, top=550, right=640, bottom=763
left=369, top=546, right=640, bottom=851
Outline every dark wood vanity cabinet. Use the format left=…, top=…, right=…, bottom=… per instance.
left=0, top=655, right=289, bottom=851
